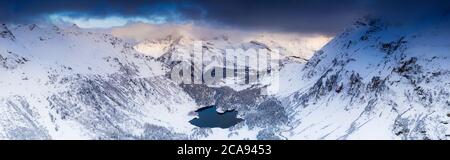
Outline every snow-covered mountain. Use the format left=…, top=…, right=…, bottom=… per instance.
left=133, top=32, right=330, bottom=60
left=0, top=23, right=294, bottom=139
left=0, top=24, right=199, bottom=139
left=1, top=15, right=450, bottom=140
left=271, top=17, right=450, bottom=140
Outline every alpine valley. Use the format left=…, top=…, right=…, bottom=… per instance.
left=1, top=15, right=450, bottom=140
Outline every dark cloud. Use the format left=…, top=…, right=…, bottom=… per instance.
left=193, top=0, right=368, bottom=34
left=1, top=0, right=449, bottom=35
left=193, top=0, right=450, bottom=34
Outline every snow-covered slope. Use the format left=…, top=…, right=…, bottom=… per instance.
left=273, top=17, right=450, bottom=140
left=0, top=24, right=199, bottom=139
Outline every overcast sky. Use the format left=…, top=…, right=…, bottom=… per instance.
left=1, top=0, right=449, bottom=35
